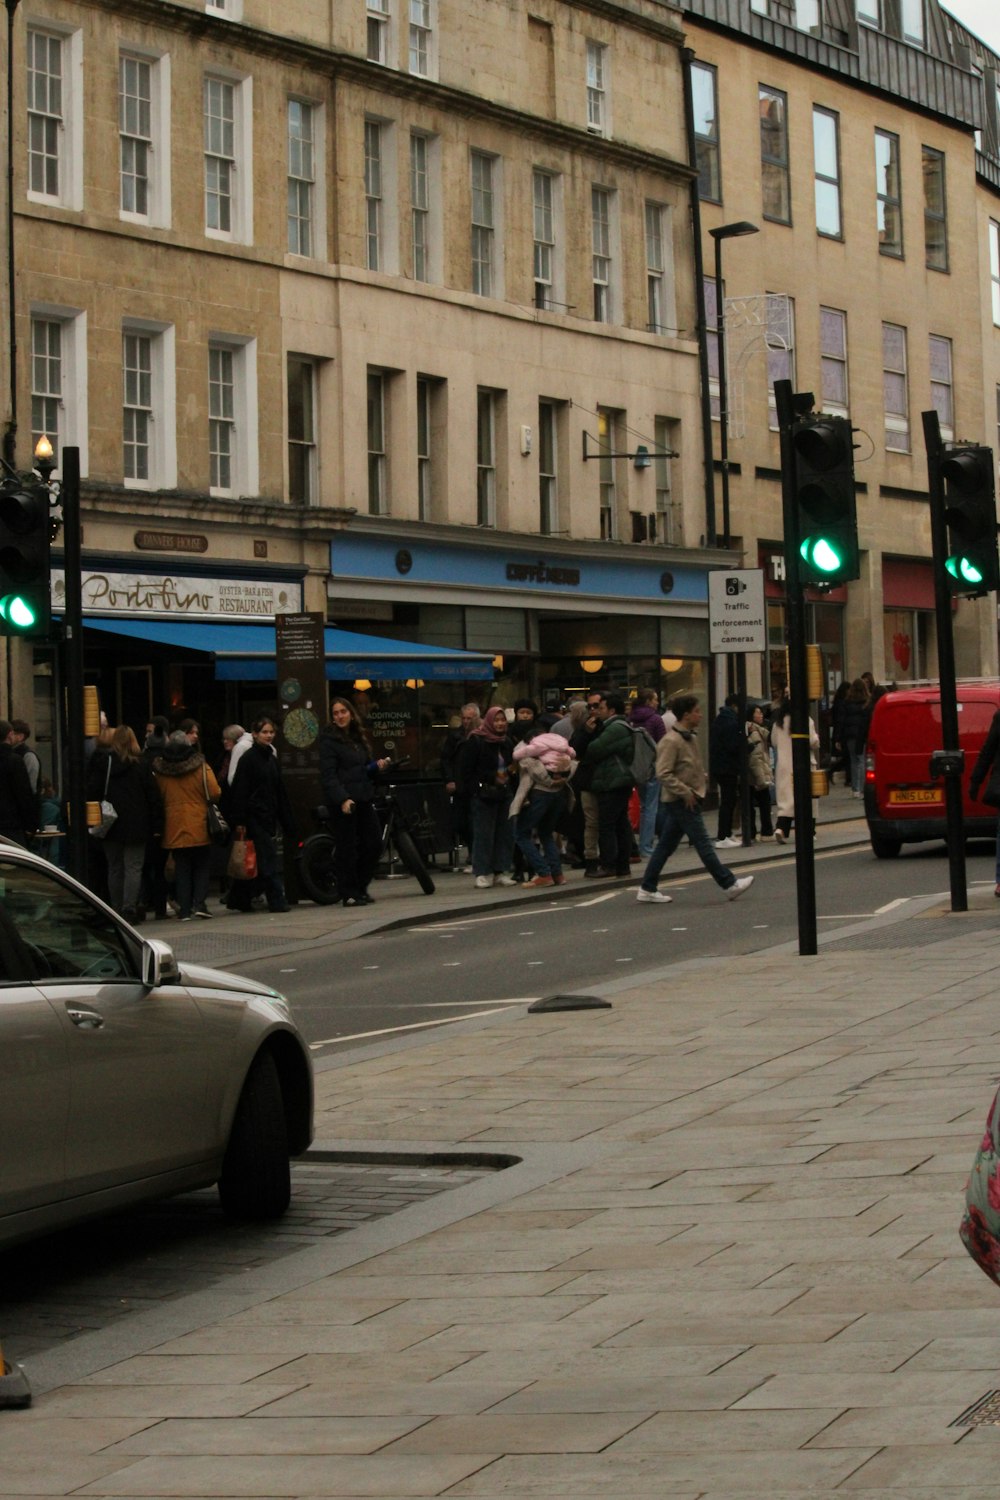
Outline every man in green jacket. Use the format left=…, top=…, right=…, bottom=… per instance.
left=584, top=692, right=636, bottom=877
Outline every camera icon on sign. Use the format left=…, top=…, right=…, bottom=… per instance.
left=725, top=577, right=746, bottom=596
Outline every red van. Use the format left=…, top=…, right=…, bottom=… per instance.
left=863, top=684, right=1000, bottom=858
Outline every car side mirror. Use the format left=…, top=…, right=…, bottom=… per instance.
left=141, top=937, right=181, bottom=989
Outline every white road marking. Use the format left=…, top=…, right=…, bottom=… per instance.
left=875, top=897, right=910, bottom=914
left=671, top=927, right=688, bottom=932
left=752, top=925, right=769, bottom=929
left=576, top=892, right=621, bottom=907
left=527, top=960, right=543, bottom=966
left=310, top=1005, right=525, bottom=1049
left=442, top=961, right=461, bottom=967
left=279, top=968, right=297, bottom=973
left=412, top=906, right=568, bottom=932
left=616, top=957, right=634, bottom=963
left=363, top=965, right=379, bottom=970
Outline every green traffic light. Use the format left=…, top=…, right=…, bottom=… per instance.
left=799, top=536, right=844, bottom=575
left=0, top=594, right=38, bottom=630
left=945, top=556, right=985, bottom=587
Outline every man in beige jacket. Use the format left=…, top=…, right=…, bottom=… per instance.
left=637, top=694, right=754, bottom=905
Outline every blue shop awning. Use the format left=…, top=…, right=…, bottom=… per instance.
left=82, top=618, right=495, bottom=682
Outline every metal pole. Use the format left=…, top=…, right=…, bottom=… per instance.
left=4, top=0, right=20, bottom=470
left=714, top=233, right=730, bottom=549
left=681, top=48, right=717, bottom=549
left=60, top=447, right=87, bottom=881
left=922, top=408, right=967, bottom=912
left=737, top=653, right=753, bottom=846
left=775, top=379, right=818, bottom=955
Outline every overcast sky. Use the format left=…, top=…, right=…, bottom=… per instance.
left=941, top=0, right=1000, bottom=53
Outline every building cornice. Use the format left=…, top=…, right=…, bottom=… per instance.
left=89, top=0, right=694, bottom=182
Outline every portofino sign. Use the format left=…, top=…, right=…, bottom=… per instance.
left=50, top=569, right=302, bottom=621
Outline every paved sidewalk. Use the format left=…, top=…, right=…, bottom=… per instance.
left=11, top=792, right=1000, bottom=1497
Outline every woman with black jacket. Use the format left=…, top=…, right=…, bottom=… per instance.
left=86, top=725, right=160, bottom=922
left=456, top=704, right=517, bottom=889
left=319, top=697, right=391, bottom=907
left=227, top=717, right=297, bottom=913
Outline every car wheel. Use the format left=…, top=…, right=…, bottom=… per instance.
left=870, top=833, right=901, bottom=860
left=218, top=1051, right=291, bottom=1220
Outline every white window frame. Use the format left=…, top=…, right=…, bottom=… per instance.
left=819, top=306, right=848, bottom=418
left=27, top=24, right=83, bottom=211
left=408, top=0, right=436, bottom=79
left=992, top=221, right=1000, bottom=327
left=206, top=0, right=244, bottom=17
left=476, top=388, right=496, bottom=528
left=416, top=375, right=433, bottom=521
left=29, top=305, right=88, bottom=476
left=364, top=119, right=398, bottom=275
left=766, top=294, right=795, bottom=431
left=287, top=355, right=318, bottom=505
left=902, top=0, right=924, bottom=46
left=287, top=98, right=320, bottom=258
left=208, top=335, right=258, bottom=498
left=471, top=150, right=501, bottom=298
left=538, top=400, right=558, bottom=535
left=597, top=406, right=618, bottom=540
left=204, top=71, right=253, bottom=244
left=586, top=40, right=609, bottom=137
left=591, top=186, right=616, bottom=324
left=368, top=369, right=388, bottom=516
left=367, top=0, right=393, bottom=66
left=929, top=333, right=953, bottom=443
left=875, top=128, right=903, bottom=258
left=410, top=131, right=440, bottom=283
left=882, top=321, right=910, bottom=453
left=654, top=416, right=676, bottom=544
left=645, top=201, right=675, bottom=334
left=122, top=319, right=176, bottom=490
left=119, top=48, right=170, bottom=228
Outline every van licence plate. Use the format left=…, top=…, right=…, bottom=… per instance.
left=887, top=788, right=942, bottom=805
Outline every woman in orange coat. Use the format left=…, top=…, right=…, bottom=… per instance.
left=152, top=730, right=221, bottom=921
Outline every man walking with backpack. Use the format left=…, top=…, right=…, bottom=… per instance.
left=637, top=694, right=754, bottom=905
left=583, top=692, right=636, bottom=878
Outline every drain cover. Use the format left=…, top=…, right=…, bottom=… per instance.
left=951, top=1390, right=1000, bottom=1428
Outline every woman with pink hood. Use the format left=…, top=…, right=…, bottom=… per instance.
left=509, top=732, right=577, bottom=887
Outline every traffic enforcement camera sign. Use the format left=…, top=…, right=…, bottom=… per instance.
left=708, top=568, right=766, bottom=655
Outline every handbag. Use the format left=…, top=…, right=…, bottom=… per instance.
left=203, top=766, right=230, bottom=844
left=227, top=826, right=257, bottom=881
left=476, top=780, right=507, bottom=803
left=89, top=757, right=118, bottom=839
left=961, top=1082, right=1000, bottom=1286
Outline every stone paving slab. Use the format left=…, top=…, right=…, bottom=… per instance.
left=8, top=922, right=1000, bottom=1496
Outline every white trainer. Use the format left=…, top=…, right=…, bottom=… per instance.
left=495, top=873, right=518, bottom=886
left=715, top=836, right=740, bottom=848
left=726, top=875, right=754, bottom=900
left=636, top=888, right=673, bottom=903
left=474, top=875, right=493, bottom=889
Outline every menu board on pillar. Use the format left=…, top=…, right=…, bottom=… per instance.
left=275, top=612, right=328, bottom=896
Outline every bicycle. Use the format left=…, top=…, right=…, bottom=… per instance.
left=296, top=759, right=436, bottom=905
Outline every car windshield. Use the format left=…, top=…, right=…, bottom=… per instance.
left=0, top=858, right=141, bottom=983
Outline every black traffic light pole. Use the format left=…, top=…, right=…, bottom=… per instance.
left=775, top=379, right=817, bottom=956
left=60, top=447, right=87, bottom=882
left=922, top=409, right=967, bottom=913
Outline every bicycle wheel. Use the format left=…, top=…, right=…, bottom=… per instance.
left=297, top=833, right=340, bottom=905
left=393, top=826, right=436, bottom=894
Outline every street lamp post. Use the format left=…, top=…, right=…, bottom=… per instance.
left=708, top=221, right=759, bottom=550
left=709, top=220, right=759, bottom=844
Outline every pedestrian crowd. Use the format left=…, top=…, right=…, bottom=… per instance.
left=0, top=670, right=881, bottom=923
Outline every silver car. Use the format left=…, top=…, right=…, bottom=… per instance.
left=0, top=841, right=313, bottom=1249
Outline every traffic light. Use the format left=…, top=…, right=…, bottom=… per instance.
left=791, top=413, right=860, bottom=586
left=0, top=476, right=52, bottom=639
left=940, top=443, right=999, bottom=597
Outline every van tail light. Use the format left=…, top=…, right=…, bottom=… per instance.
left=865, top=747, right=875, bottom=782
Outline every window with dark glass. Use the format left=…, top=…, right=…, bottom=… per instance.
left=813, top=107, right=841, bottom=238
left=875, top=130, right=902, bottom=257
left=922, top=146, right=947, bottom=271
left=692, top=63, right=720, bottom=203
left=759, top=86, right=790, bottom=224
